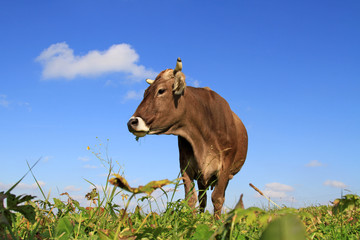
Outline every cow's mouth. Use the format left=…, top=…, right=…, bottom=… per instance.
left=127, top=116, right=150, bottom=138
left=132, top=130, right=148, bottom=137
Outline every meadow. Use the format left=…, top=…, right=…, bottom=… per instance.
left=1, top=158, right=359, bottom=240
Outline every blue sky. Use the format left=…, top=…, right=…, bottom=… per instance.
left=1, top=0, right=359, bottom=211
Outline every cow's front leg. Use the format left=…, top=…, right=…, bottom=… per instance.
left=182, top=170, right=197, bottom=208
left=178, top=136, right=197, bottom=209
left=211, top=171, right=230, bottom=219
left=197, top=179, right=207, bottom=213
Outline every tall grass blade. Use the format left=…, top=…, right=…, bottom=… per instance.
left=5, top=158, right=40, bottom=194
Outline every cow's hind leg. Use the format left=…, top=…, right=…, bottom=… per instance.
left=211, top=171, right=230, bottom=219
left=197, top=179, right=207, bottom=213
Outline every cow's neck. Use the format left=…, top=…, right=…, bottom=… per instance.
left=170, top=88, right=225, bottom=166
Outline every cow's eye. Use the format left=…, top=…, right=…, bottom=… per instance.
left=157, top=89, right=166, bottom=95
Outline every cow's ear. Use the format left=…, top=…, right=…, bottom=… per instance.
left=173, top=72, right=186, bottom=95
left=173, top=58, right=186, bottom=95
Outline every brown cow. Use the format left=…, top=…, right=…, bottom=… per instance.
left=127, top=58, right=248, bottom=218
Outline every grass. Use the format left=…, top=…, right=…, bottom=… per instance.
left=1, top=149, right=360, bottom=239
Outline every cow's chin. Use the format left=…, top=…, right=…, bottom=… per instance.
left=132, top=131, right=148, bottom=137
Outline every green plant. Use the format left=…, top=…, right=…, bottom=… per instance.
left=0, top=160, right=39, bottom=239
left=3, top=142, right=360, bottom=239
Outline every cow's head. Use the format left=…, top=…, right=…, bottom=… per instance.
left=127, top=58, right=187, bottom=137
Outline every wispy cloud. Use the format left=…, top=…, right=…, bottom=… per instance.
left=0, top=94, right=9, bottom=107
left=18, top=101, right=32, bottom=112
left=262, top=189, right=288, bottom=198
left=186, top=76, right=200, bottom=88
left=78, top=156, right=90, bottom=162
left=83, top=164, right=98, bottom=169
left=43, top=156, right=54, bottom=162
left=192, top=79, right=200, bottom=87
left=256, top=182, right=295, bottom=201
left=36, top=42, right=156, bottom=80
left=0, top=181, right=46, bottom=191
left=123, top=90, right=143, bottom=102
left=88, top=184, right=103, bottom=190
left=104, top=80, right=117, bottom=87
left=265, top=182, right=294, bottom=192
left=64, top=185, right=81, bottom=192
left=306, top=160, right=324, bottom=167
left=323, top=180, right=347, bottom=188
left=0, top=94, right=31, bottom=111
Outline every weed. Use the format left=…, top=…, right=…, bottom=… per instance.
left=2, top=149, right=359, bottom=239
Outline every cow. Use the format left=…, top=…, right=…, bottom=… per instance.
left=127, top=58, right=248, bottom=218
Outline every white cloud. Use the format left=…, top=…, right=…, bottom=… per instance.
left=323, top=180, right=347, bottom=188
left=43, top=156, right=54, bottom=162
left=18, top=101, right=32, bottom=112
left=88, top=184, right=103, bottom=190
left=186, top=77, right=200, bottom=88
left=306, top=160, right=324, bottom=167
left=265, top=182, right=294, bottom=192
left=104, top=80, right=117, bottom=87
left=262, top=189, right=288, bottom=198
left=83, top=164, right=98, bottom=169
left=19, top=181, right=46, bottom=189
left=0, top=95, right=9, bottom=107
left=78, top=156, right=90, bottom=162
left=255, top=182, right=295, bottom=201
left=70, top=194, right=88, bottom=204
left=64, top=185, right=81, bottom=192
left=123, top=90, right=143, bottom=101
left=36, top=42, right=156, bottom=80
left=0, top=181, right=46, bottom=191
left=0, top=95, right=31, bottom=111
left=192, top=80, right=200, bottom=87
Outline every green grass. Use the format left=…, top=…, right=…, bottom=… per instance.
left=1, top=151, right=359, bottom=239
left=2, top=177, right=360, bottom=239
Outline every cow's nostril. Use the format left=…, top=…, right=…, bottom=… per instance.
left=130, top=118, right=139, bottom=126
left=127, top=117, right=139, bottom=131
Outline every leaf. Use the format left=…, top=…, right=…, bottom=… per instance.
left=260, top=214, right=306, bottom=240
left=71, top=199, right=87, bottom=212
left=0, top=213, right=10, bottom=226
left=109, top=174, right=172, bottom=195
left=85, top=188, right=98, bottom=200
left=191, top=224, right=214, bottom=240
left=11, top=205, right=36, bottom=223
left=109, top=174, right=133, bottom=192
left=98, top=229, right=113, bottom=240
left=4, top=192, right=36, bottom=224
left=258, top=214, right=271, bottom=227
left=332, top=194, right=360, bottom=215
left=138, top=180, right=172, bottom=195
left=55, top=217, right=74, bottom=239
left=53, top=198, right=66, bottom=210
left=275, top=207, right=298, bottom=215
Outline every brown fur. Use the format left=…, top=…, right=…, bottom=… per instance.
left=128, top=64, right=248, bottom=218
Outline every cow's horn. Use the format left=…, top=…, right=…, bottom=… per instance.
left=146, top=79, right=155, bottom=85
left=174, top=58, right=182, bottom=74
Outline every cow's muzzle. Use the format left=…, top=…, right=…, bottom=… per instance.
left=127, top=116, right=149, bottom=137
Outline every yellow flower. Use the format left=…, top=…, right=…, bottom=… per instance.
left=87, top=146, right=90, bottom=150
